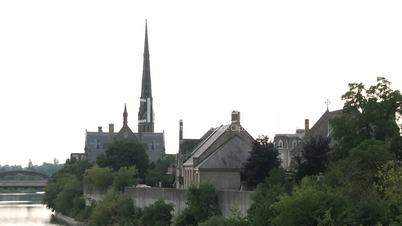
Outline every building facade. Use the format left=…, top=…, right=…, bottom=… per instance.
left=176, top=111, right=254, bottom=190
left=84, top=22, right=165, bottom=163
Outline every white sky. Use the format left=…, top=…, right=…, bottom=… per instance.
left=1, top=0, right=402, bottom=166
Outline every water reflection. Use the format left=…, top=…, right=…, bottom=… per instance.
left=0, top=191, right=63, bottom=226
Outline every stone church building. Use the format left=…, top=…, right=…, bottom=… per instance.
left=84, top=22, right=165, bottom=163
left=176, top=111, right=255, bottom=190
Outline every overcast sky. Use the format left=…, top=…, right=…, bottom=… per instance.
left=1, top=0, right=401, bottom=166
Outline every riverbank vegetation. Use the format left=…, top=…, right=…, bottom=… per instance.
left=43, top=77, right=402, bottom=225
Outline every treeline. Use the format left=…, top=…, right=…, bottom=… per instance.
left=0, top=160, right=63, bottom=178
left=43, top=141, right=176, bottom=225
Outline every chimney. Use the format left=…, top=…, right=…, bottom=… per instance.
left=109, top=124, right=114, bottom=134
left=98, top=126, right=103, bottom=133
left=305, top=119, right=309, bottom=133
left=179, top=120, right=183, bottom=141
left=231, top=111, right=240, bottom=125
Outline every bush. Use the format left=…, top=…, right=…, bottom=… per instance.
left=83, top=166, right=114, bottom=192
left=141, top=199, right=173, bottom=226
left=175, top=183, right=220, bottom=226
left=113, top=166, right=138, bottom=192
left=88, top=190, right=141, bottom=226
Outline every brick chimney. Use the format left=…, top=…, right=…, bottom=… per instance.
left=305, top=119, right=309, bottom=134
left=231, top=111, right=240, bottom=125
left=109, top=124, right=114, bottom=134
left=179, top=120, right=183, bottom=141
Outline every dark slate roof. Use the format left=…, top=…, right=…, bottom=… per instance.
left=85, top=130, right=165, bottom=163
left=306, top=109, right=342, bottom=139
left=184, top=125, right=227, bottom=166
left=85, top=131, right=111, bottom=162
left=181, top=139, right=201, bottom=158
left=197, top=136, right=253, bottom=170
left=183, top=124, right=254, bottom=170
left=138, top=132, right=165, bottom=162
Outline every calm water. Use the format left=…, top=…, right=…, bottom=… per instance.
left=0, top=192, right=63, bottom=226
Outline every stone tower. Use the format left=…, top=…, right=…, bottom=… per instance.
left=138, top=21, right=154, bottom=133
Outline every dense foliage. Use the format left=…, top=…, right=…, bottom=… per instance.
left=242, top=135, right=281, bottom=188
left=248, top=168, right=292, bottom=226
left=88, top=190, right=142, bottom=226
left=296, top=136, right=331, bottom=180
left=145, top=156, right=175, bottom=187
left=97, top=141, right=149, bottom=178
left=141, top=199, right=174, bottom=226
left=175, top=183, right=220, bottom=226
left=43, top=160, right=92, bottom=220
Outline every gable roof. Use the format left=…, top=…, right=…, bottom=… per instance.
left=184, top=125, right=227, bottom=166
left=196, top=135, right=253, bottom=170
left=306, top=109, right=342, bottom=139
left=183, top=124, right=254, bottom=168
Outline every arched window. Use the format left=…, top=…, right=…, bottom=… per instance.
left=292, top=140, right=298, bottom=148
left=278, top=140, right=283, bottom=148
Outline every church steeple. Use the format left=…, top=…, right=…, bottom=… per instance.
left=123, top=104, right=128, bottom=126
left=138, top=20, right=154, bottom=133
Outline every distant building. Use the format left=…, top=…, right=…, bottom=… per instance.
left=274, top=120, right=308, bottom=169
left=83, top=22, right=165, bottom=163
left=286, top=109, right=342, bottom=170
left=176, top=111, right=254, bottom=190
left=70, top=153, right=86, bottom=161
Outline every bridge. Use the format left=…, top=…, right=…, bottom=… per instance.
left=0, top=170, right=49, bottom=189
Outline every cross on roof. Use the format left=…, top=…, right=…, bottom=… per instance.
left=325, top=99, right=331, bottom=111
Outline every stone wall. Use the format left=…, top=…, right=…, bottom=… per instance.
left=199, top=171, right=241, bottom=190
left=124, top=187, right=254, bottom=217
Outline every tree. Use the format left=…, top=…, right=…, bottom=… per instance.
left=88, top=190, right=141, bottom=226
left=141, top=199, right=173, bottom=226
left=97, top=141, right=149, bottom=178
left=145, top=157, right=175, bottom=187
left=113, top=166, right=138, bottom=192
left=248, top=168, right=293, bottom=226
left=296, top=136, right=331, bottom=180
left=43, top=159, right=92, bottom=218
left=331, top=77, right=402, bottom=160
left=272, top=177, right=348, bottom=226
left=83, top=166, right=114, bottom=192
left=175, top=183, right=220, bottom=226
left=199, top=214, right=249, bottom=226
left=54, top=176, right=82, bottom=216
left=242, top=135, right=281, bottom=188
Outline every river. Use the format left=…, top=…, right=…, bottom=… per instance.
left=0, top=191, right=63, bottom=226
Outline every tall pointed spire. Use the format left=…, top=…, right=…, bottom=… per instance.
left=123, top=104, right=128, bottom=126
left=138, top=20, right=154, bottom=133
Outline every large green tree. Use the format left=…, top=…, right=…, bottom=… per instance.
left=242, top=135, right=281, bottom=189
left=296, top=136, right=331, bottom=180
left=331, top=77, right=402, bottom=160
left=248, top=168, right=293, bottom=226
left=97, top=141, right=149, bottom=178
left=43, top=160, right=92, bottom=220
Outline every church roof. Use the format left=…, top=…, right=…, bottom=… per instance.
left=306, top=109, right=342, bottom=139
left=195, top=135, right=253, bottom=170
left=183, top=123, right=254, bottom=170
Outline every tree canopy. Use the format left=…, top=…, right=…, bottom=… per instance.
left=296, top=136, right=331, bottom=180
left=242, top=135, right=281, bottom=188
left=97, top=141, right=149, bottom=178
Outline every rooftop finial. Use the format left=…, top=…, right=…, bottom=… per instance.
left=325, top=99, right=331, bottom=112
